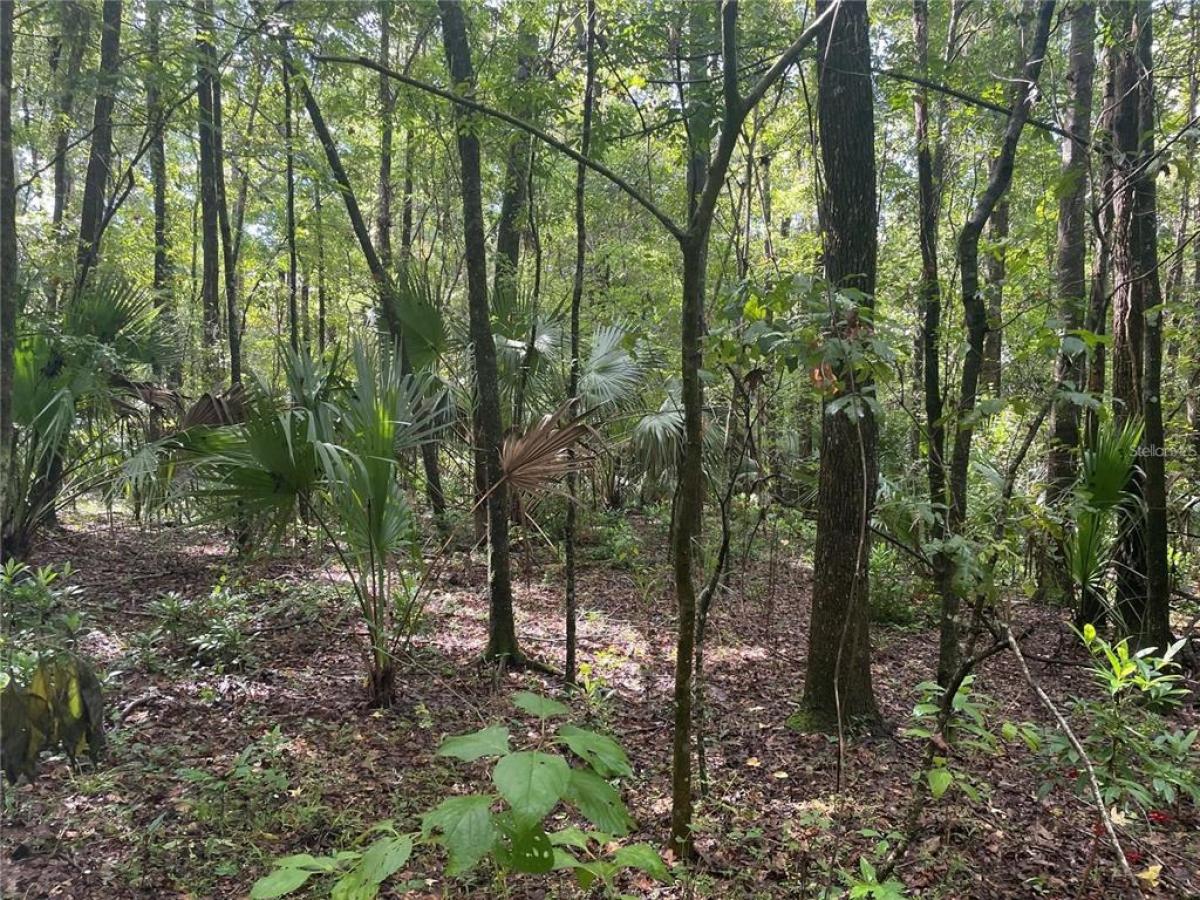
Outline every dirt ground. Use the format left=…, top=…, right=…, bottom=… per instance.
left=2, top=514, right=1197, bottom=898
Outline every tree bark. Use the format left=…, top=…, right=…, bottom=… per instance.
left=196, top=1, right=222, bottom=380
left=315, top=185, right=327, bottom=353
left=146, top=0, right=174, bottom=383
left=1, top=0, right=16, bottom=553
left=565, top=0, right=596, bottom=688
left=802, top=0, right=880, bottom=728
left=75, top=0, right=121, bottom=292
left=283, top=46, right=299, bottom=355
left=981, top=200, right=1007, bottom=395
left=1046, top=2, right=1095, bottom=516
left=439, top=0, right=520, bottom=660
left=49, top=1, right=89, bottom=311
left=377, top=0, right=394, bottom=273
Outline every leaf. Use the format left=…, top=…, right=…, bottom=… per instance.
left=564, top=768, right=635, bottom=836
left=511, top=691, right=569, bottom=719
left=928, top=767, right=953, bottom=799
left=437, top=725, right=511, bottom=761
left=250, top=867, right=315, bottom=899
left=556, top=725, right=633, bottom=777
left=492, top=751, right=571, bottom=824
left=613, top=843, right=669, bottom=881
left=1137, top=865, right=1162, bottom=888
left=508, top=826, right=555, bottom=874
left=357, top=834, right=413, bottom=885
left=272, top=854, right=336, bottom=872
left=422, top=795, right=496, bottom=875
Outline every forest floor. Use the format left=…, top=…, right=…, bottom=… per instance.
left=2, top=512, right=1198, bottom=899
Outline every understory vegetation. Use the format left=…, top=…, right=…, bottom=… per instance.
left=2, top=0, right=1199, bottom=898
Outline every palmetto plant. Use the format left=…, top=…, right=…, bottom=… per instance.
left=162, top=340, right=445, bottom=707
left=2, top=273, right=176, bottom=559
left=1066, top=418, right=1143, bottom=626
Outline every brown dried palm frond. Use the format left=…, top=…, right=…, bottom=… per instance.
left=500, top=403, right=598, bottom=494
left=180, top=383, right=247, bottom=429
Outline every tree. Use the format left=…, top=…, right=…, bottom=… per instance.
left=1045, top=1, right=1096, bottom=598
left=196, top=0, right=222, bottom=380
left=1, top=0, right=15, bottom=550
left=801, top=0, right=880, bottom=729
left=438, top=0, right=521, bottom=663
left=74, top=0, right=121, bottom=292
left=146, top=0, right=174, bottom=383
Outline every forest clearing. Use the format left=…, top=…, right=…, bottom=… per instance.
left=2, top=0, right=1200, bottom=897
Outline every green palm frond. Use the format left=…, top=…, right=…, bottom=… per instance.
left=62, top=271, right=176, bottom=370
left=580, top=324, right=644, bottom=410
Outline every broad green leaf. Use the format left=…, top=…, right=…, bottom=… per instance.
left=512, top=691, right=569, bottom=718
left=422, top=795, right=496, bottom=875
left=493, top=751, right=571, bottom=824
left=557, top=725, right=633, bottom=777
left=613, top=843, right=669, bottom=881
left=548, top=826, right=592, bottom=850
left=437, top=725, right=510, bottom=761
left=250, top=866, right=315, bottom=899
left=928, top=767, right=953, bottom=799
left=272, top=853, right=336, bottom=872
left=564, top=768, right=635, bottom=836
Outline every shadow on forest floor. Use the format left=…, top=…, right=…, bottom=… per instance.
left=2, top=513, right=1197, bottom=898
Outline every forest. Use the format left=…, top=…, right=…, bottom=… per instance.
left=1, top=0, right=1198, bottom=896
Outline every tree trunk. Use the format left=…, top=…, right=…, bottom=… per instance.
left=196, top=1, right=222, bottom=381
left=283, top=48, right=299, bottom=355
left=75, top=0, right=121, bottom=292
left=802, top=0, right=880, bottom=728
left=565, top=0, right=597, bottom=688
left=1, top=0, right=16, bottom=555
left=1046, top=1, right=1095, bottom=522
left=377, top=0, right=394, bottom=273
left=941, top=0, right=1055, bottom=681
left=981, top=200, right=1007, bottom=395
left=146, top=0, right=174, bottom=384
left=315, top=185, right=327, bottom=353
left=49, top=1, right=89, bottom=311
left=439, top=0, right=520, bottom=661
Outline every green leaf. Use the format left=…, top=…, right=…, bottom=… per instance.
left=556, top=725, right=633, bottom=777
left=613, top=843, right=669, bottom=881
left=493, top=751, right=571, bottom=824
left=508, top=826, right=556, bottom=874
left=512, top=691, right=569, bottom=718
left=250, top=867, right=315, bottom=899
left=272, top=853, right=336, bottom=872
left=437, top=725, right=511, bottom=761
left=422, top=795, right=496, bottom=875
left=548, top=826, right=592, bottom=850
left=928, top=767, right=953, bottom=799
left=564, top=769, right=635, bottom=836
left=357, top=834, right=413, bottom=885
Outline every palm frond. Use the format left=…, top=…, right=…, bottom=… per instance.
left=580, top=323, right=644, bottom=410
left=501, top=403, right=595, bottom=494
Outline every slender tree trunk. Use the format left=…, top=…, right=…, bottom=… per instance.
left=202, top=1, right=240, bottom=385
left=981, top=200, right=1007, bottom=395
left=315, top=185, right=327, bottom=353
left=1047, top=2, right=1095, bottom=511
left=802, top=0, right=880, bottom=727
left=941, top=0, right=1055, bottom=681
left=75, top=0, right=121, bottom=292
left=565, top=0, right=596, bottom=687
left=196, top=1, right=222, bottom=381
left=283, top=49, right=299, bottom=354
left=1, top=0, right=16, bottom=555
left=49, top=1, right=88, bottom=312
left=439, top=0, right=520, bottom=661
left=401, top=128, right=415, bottom=257
left=146, top=0, right=174, bottom=383
left=377, top=0, right=394, bottom=272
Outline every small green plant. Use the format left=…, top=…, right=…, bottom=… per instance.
left=178, top=728, right=290, bottom=828
left=1036, top=625, right=1199, bottom=812
left=596, top=515, right=641, bottom=569
left=251, top=692, right=668, bottom=898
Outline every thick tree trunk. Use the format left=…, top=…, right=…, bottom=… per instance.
left=75, top=0, right=121, bottom=291
left=802, top=0, right=880, bottom=727
left=438, top=0, right=520, bottom=661
left=565, top=0, right=596, bottom=688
